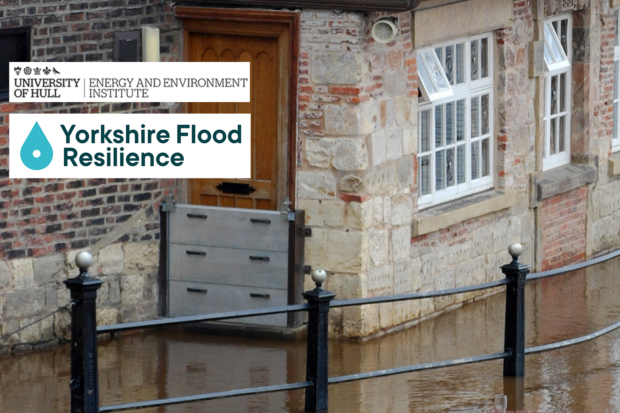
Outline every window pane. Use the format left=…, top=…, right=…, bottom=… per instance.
left=614, top=102, right=618, bottom=140
left=481, top=139, right=490, bottom=177
left=435, top=105, right=444, bottom=148
left=544, top=41, right=554, bottom=65
left=419, top=155, right=431, bottom=196
left=545, top=24, right=564, bottom=63
left=456, top=43, right=464, bottom=84
left=435, top=47, right=442, bottom=64
left=457, top=100, right=465, bottom=141
left=418, top=56, right=436, bottom=94
left=457, top=145, right=466, bottom=184
left=424, top=50, right=448, bottom=90
left=420, top=110, right=431, bottom=152
left=560, top=18, right=568, bottom=56
left=481, top=37, right=488, bottom=78
left=559, top=115, right=566, bottom=153
left=551, top=75, right=557, bottom=115
left=446, top=148, right=455, bottom=187
left=471, top=40, right=479, bottom=80
left=446, top=102, right=455, bottom=145
left=614, top=62, right=620, bottom=99
left=471, top=142, right=480, bottom=180
left=550, top=117, right=556, bottom=155
left=481, top=94, right=489, bottom=135
left=436, top=150, right=445, bottom=190
left=560, top=73, right=566, bottom=112
left=471, top=97, right=480, bottom=138
left=445, top=45, right=454, bottom=84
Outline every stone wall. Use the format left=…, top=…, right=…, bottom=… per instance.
left=0, top=241, right=159, bottom=354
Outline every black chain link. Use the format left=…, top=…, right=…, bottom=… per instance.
left=0, top=301, right=75, bottom=343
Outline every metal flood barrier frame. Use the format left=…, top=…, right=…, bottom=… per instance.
left=61, top=245, right=620, bottom=413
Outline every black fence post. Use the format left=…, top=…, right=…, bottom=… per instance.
left=64, top=251, right=103, bottom=413
left=303, top=269, right=335, bottom=413
left=502, top=243, right=530, bottom=377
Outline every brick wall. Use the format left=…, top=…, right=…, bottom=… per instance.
left=0, top=0, right=183, bottom=351
left=540, top=187, right=587, bottom=270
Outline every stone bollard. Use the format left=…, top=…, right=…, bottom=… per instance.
left=303, top=269, right=335, bottom=413
left=502, top=243, right=530, bottom=377
left=64, top=251, right=103, bottom=413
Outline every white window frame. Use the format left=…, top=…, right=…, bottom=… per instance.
left=543, top=14, right=572, bottom=171
left=613, top=10, right=620, bottom=152
left=417, top=32, right=494, bottom=209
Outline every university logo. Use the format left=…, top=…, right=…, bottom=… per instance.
left=20, top=122, right=54, bottom=170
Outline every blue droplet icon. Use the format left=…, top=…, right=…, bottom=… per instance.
left=21, top=122, right=53, bottom=170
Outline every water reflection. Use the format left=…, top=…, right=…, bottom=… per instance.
left=3, top=257, right=620, bottom=412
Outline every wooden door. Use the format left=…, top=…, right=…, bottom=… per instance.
left=187, top=29, right=280, bottom=210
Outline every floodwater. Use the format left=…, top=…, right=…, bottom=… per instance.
left=3, top=257, right=620, bottom=412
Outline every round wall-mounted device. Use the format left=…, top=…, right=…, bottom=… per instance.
left=371, top=18, right=398, bottom=44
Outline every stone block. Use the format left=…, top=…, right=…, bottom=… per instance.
left=123, top=242, right=159, bottom=272
left=394, top=259, right=414, bottom=294
left=331, top=138, right=369, bottom=171
left=33, top=254, right=64, bottom=285
left=403, top=130, right=416, bottom=159
left=472, top=225, right=493, bottom=257
left=305, top=228, right=366, bottom=273
left=18, top=317, right=41, bottom=344
left=379, top=303, right=393, bottom=329
left=362, top=162, right=399, bottom=195
left=593, top=215, right=617, bottom=253
left=368, top=266, right=392, bottom=296
left=97, top=308, right=120, bottom=326
left=298, top=199, right=346, bottom=227
left=536, top=164, right=596, bottom=202
left=371, top=130, right=387, bottom=166
left=121, top=274, right=145, bottom=307
left=5, top=288, right=46, bottom=318
left=306, top=137, right=333, bottom=168
left=448, top=242, right=473, bottom=266
left=391, top=195, right=412, bottom=226
left=394, top=96, right=410, bottom=126
left=434, top=269, right=456, bottom=309
left=297, top=170, right=337, bottom=199
left=325, top=104, right=361, bottom=135
left=386, top=129, right=404, bottom=160
left=0, top=261, right=10, bottom=289
left=98, top=243, right=125, bottom=275
left=343, top=305, right=379, bottom=338
left=492, top=220, right=509, bottom=253
left=311, top=53, right=363, bottom=85
left=347, top=200, right=374, bottom=230
left=373, top=196, right=383, bottom=225
left=383, top=196, right=392, bottom=224
left=45, top=284, right=58, bottom=311
left=599, top=183, right=620, bottom=218
left=326, top=272, right=367, bottom=300
left=339, top=175, right=365, bottom=193
left=12, top=258, right=34, bottom=289
left=369, top=230, right=390, bottom=268
left=54, top=310, right=71, bottom=340
left=398, top=158, right=414, bottom=190
left=360, top=104, right=379, bottom=134
left=392, top=225, right=411, bottom=262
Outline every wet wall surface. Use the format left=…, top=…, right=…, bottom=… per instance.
left=3, top=257, right=620, bottom=412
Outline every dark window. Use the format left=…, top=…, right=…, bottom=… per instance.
left=113, top=31, right=141, bottom=62
left=0, top=27, right=31, bottom=101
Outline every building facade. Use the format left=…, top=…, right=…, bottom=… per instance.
left=1, top=0, right=620, bottom=351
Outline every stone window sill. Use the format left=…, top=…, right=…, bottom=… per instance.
left=609, top=156, right=620, bottom=177
left=412, top=189, right=517, bottom=236
left=535, top=163, right=597, bottom=203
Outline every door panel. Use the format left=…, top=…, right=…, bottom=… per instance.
left=188, top=32, right=279, bottom=211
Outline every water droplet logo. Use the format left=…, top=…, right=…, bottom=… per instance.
left=20, top=122, right=53, bottom=170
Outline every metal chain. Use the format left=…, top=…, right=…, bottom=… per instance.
left=0, top=301, right=75, bottom=343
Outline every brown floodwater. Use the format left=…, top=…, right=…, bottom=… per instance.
left=3, top=257, right=620, bottom=413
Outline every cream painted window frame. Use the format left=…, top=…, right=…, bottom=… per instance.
left=613, top=10, right=620, bottom=152
left=542, top=14, right=572, bottom=171
left=417, top=32, right=494, bottom=209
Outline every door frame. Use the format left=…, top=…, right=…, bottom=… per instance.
left=176, top=7, right=300, bottom=210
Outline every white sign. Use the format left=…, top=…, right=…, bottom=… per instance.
left=9, top=62, right=250, bottom=103
left=10, top=114, right=251, bottom=179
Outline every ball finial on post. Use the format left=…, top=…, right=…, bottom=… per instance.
left=508, top=243, right=523, bottom=261
left=75, top=251, right=93, bottom=274
left=311, top=268, right=327, bottom=288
